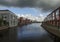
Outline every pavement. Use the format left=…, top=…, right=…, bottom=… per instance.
left=0, top=26, right=9, bottom=30
left=42, top=24, right=60, bottom=37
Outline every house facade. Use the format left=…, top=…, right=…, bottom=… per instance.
left=0, top=10, right=18, bottom=27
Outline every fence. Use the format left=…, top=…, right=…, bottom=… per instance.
left=43, top=7, right=60, bottom=30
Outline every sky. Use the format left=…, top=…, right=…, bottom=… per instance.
left=0, top=5, right=47, bottom=16
left=0, top=0, right=60, bottom=21
left=0, top=0, right=60, bottom=11
left=0, top=5, right=47, bottom=21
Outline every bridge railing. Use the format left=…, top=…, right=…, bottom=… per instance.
left=42, top=7, right=60, bottom=30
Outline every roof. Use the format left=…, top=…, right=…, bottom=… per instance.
left=0, top=9, right=9, bottom=11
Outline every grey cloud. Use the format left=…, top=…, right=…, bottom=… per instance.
left=17, top=0, right=35, bottom=7
left=0, top=0, right=60, bottom=12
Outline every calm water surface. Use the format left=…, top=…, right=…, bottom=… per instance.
left=0, top=23, right=53, bottom=42
left=17, top=23, right=53, bottom=42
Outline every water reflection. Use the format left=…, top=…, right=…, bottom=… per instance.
left=0, top=23, right=53, bottom=42
left=17, top=23, right=53, bottom=42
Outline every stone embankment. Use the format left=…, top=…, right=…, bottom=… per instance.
left=41, top=24, right=60, bottom=38
left=0, top=26, right=9, bottom=31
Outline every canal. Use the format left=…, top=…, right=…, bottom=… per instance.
left=0, top=23, right=53, bottom=42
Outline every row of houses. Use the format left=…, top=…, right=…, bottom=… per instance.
left=0, top=9, right=32, bottom=28
left=18, top=17, right=32, bottom=26
left=0, top=10, right=18, bottom=27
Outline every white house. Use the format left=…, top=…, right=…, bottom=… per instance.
left=0, top=10, right=18, bottom=27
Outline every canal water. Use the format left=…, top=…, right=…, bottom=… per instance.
left=0, top=23, right=53, bottom=42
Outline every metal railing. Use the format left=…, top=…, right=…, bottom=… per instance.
left=43, top=7, right=60, bottom=30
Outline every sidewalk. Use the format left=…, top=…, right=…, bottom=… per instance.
left=42, top=24, right=60, bottom=37
left=0, top=26, right=9, bottom=30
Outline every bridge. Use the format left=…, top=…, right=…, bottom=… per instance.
left=42, top=7, right=60, bottom=42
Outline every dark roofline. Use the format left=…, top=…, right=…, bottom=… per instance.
left=0, top=9, right=9, bottom=11
left=0, top=9, right=18, bottom=17
left=0, top=9, right=15, bottom=14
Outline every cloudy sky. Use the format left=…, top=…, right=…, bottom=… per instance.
left=0, top=0, right=60, bottom=21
